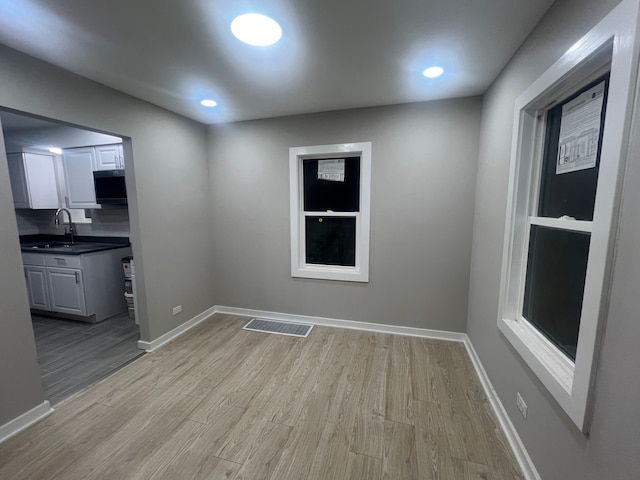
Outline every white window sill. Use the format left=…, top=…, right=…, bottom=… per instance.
left=498, top=317, right=574, bottom=395
left=292, top=264, right=369, bottom=283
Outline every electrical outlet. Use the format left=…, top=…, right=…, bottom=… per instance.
left=516, top=392, right=528, bottom=419
left=172, top=305, right=182, bottom=316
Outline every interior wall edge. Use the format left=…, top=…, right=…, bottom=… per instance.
left=0, top=401, right=53, bottom=445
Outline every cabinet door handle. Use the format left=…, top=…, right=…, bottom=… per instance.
left=75, top=272, right=80, bottom=284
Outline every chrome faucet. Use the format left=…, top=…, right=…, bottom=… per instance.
left=54, top=208, right=75, bottom=244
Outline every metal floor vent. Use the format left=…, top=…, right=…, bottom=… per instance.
left=243, top=318, right=313, bottom=338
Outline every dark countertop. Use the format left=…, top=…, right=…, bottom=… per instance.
left=20, top=235, right=130, bottom=256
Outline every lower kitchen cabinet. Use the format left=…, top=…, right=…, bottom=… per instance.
left=24, top=266, right=49, bottom=310
left=22, top=246, right=132, bottom=322
left=46, top=267, right=86, bottom=316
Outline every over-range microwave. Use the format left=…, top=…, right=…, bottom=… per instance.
left=93, top=169, right=127, bottom=205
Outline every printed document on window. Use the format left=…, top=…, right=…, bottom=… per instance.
left=556, top=81, right=605, bottom=175
left=317, top=159, right=345, bottom=182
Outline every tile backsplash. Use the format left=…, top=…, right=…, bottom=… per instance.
left=15, top=208, right=130, bottom=237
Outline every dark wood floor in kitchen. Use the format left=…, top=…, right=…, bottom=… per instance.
left=33, top=312, right=143, bottom=405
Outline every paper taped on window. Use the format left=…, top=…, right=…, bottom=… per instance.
left=318, top=159, right=345, bottom=182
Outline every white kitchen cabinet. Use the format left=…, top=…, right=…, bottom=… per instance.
left=62, top=147, right=99, bottom=208
left=46, top=267, right=86, bottom=316
left=22, top=246, right=132, bottom=322
left=95, top=144, right=124, bottom=170
left=24, top=266, right=50, bottom=310
left=7, top=150, right=60, bottom=209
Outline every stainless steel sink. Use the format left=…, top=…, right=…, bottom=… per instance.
left=29, top=242, right=73, bottom=249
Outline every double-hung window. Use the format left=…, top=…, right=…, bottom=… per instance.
left=498, top=0, right=640, bottom=432
left=289, top=142, right=371, bottom=282
left=523, top=76, right=608, bottom=362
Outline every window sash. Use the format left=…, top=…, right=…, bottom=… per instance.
left=300, top=212, right=360, bottom=270
left=517, top=217, right=593, bottom=346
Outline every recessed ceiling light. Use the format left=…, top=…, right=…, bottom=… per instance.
left=200, top=99, right=218, bottom=107
left=422, top=66, right=444, bottom=78
left=231, top=13, right=282, bottom=46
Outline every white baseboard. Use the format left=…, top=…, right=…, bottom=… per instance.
left=214, top=305, right=466, bottom=342
left=463, top=336, right=540, bottom=480
left=0, top=401, right=53, bottom=444
left=138, top=306, right=216, bottom=352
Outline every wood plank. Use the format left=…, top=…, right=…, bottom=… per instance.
left=224, top=334, right=297, bottom=409
left=452, top=458, right=491, bottom=480
left=129, top=419, right=241, bottom=480
left=268, top=335, right=353, bottom=480
left=0, top=403, right=123, bottom=480
left=269, top=333, right=337, bottom=426
left=382, top=420, right=418, bottom=480
left=53, top=402, right=194, bottom=478
left=351, top=345, right=387, bottom=458
left=307, top=353, right=365, bottom=479
left=234, top=422, right=292, bottom=480
left=413, top=399, right=455, bottom=479
left=385, top=335, right=413, bottom=424
left=347, top=453, right=382, bottom=480
left=410, top=338, right=432, bottom=402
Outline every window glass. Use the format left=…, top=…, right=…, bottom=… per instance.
left=303, top=157, right=360, bottom=212
left=537, top=76, right=609, bottom=221
left=305, top=216, right=356, bottom=266
left=523, top=226, right=591, bottom=360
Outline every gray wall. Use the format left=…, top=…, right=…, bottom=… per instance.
left=466, top=0, right=640, bottom=478
left=0, top=117, right=44, bottom=425
left=0, top=45, right=213, bottom=425
left=208, top=99, right=481, bottom=332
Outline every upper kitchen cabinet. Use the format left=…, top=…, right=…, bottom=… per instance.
left=7, top=150, right=59, bottom=209
left=95, top=144, right=124, bottom=170
left=62, top=147, right=99, bottom=208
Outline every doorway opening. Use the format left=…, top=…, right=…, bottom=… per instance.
left=1, top=109, right=144, bottom=405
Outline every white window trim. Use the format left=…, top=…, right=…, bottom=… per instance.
left=498, top=0, right=640, bottom=432
left=289, top=142, right=371, bottom=282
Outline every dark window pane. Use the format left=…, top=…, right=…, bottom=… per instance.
left=538, top=75, right=609, bottom=221
left=523, top=226, right=591, bottom=360
left=305, top=216, right=356, bottom=266
left=303, top=157, right=360, bottom=212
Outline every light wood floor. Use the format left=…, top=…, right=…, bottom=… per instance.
left=0, top=314, right=523, bottom=480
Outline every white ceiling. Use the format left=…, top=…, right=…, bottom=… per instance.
left=0, top=0, right=555, bottom=125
